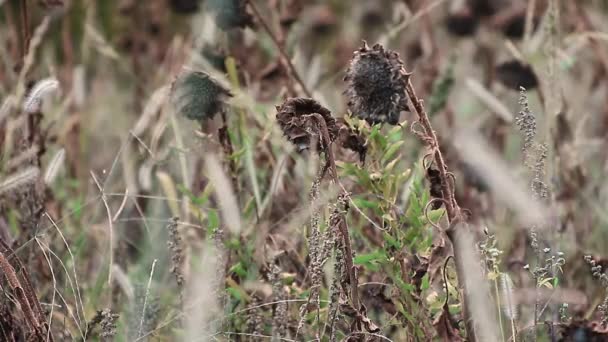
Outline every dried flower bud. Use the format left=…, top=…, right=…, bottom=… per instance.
left=171, top=71, right=232, bottom=121
left=276, top=97, right=338, bottom=152
left=207, top=0, right=253, bottom=30
left=344, top=42, right=409, bottom=125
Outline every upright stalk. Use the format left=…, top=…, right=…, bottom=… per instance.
left=403, top=73, right=476, bottom=340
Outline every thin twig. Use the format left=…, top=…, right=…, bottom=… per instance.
left=20, top=0, right=30, bottom=61
left=138, top=259, right=158, bottom=339
left=245, top=0, right=312, bottom=97
left=90, top=171, right=114, bottom=285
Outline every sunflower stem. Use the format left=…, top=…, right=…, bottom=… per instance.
left=404, top=75, right=476, bottom=341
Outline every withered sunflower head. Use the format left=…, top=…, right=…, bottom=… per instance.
left=344, top=42, right=410, bottom=125
left=171, top=71, right=232, bottom=121
left=276, top=98, right=338, bottom=152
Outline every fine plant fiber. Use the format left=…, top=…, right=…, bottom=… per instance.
left=204, top=153, right=242, bottom=234
left=454, top=130, right=548, bottom=228
left=0, top=166, right=40, bottom=195
left=184, top=245, right=222, bottom=342
left=453, top=225, right=500, bottom=341
left=44, top=148, right=65, bottom=185
left=500, top=273, right=518, bottom=320
left=22, top=77, right=60, bottom=114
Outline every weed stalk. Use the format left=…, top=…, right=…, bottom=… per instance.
left=404, top=73, right=476, bottom=340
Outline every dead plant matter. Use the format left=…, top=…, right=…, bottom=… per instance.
left=171, top=71, right=232, bottom=122
left=344, top=42, right=410, bottom=125
left=276, top=97, right=338, bottom=152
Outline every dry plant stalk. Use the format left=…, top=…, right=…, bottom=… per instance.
left=401, top=57, right=478, bottom=340
left=277, top=98, right=378, bottom=335
left=0, top=239, right=52, bottom=341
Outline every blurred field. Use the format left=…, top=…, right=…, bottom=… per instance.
left=2, top=0, right=608, bottom=341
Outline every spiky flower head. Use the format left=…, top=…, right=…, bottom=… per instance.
left=206, top=0, right=253, bottom=30
left=171, top=71, right=232, bottom=121
left=276, top=98, right=338, bottom=152
left=344, top=42, right=409, bottom=125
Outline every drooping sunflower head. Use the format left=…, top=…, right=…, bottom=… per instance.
left=344, top=42, right=410, bottom=125
left=276, top=98, right=338, bottom=152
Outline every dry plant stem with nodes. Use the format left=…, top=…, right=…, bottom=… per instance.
left=404, top=63, right=476, bottom=340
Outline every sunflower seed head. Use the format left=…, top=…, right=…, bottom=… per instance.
left=171, top=71, right=232, bottom=121
left=344, top=42, right=410, bottom=125
left=276, top=97, right=338, bottom=152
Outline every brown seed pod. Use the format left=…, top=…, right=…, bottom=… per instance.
left=276, top=98, right=338, bottom=152
left=344, top=42, right=409, bottom=125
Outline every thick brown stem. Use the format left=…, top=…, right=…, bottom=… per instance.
left=405, top=80, right=457, bottom=219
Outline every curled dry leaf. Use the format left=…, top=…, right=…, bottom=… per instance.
left=433, top=303, right=463, bottom=341
left=337, top=120, right=367, bottom=164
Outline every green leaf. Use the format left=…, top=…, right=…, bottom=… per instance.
left=207, top=210, right=219, bottom=230
left=421, top=273, right=430, bottom=291
left=352, top=197, right=379, bottom=211
left=229, top=261, right=247, bottom=278
left=354, top=251, right=387, bottom=265
left=226, top=287, right=243, bottom=301
left=418, top=208, right=445, bottom=226
left=382, top=141, right=405, bottom=164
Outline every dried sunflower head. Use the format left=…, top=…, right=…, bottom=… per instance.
left=207, top=0, right=253, bottom=30
left=344, top=42, right=409, bottom=125
left=276, top=98, right=338, bottom=152
left=171, top=71, right=232, bottom=121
